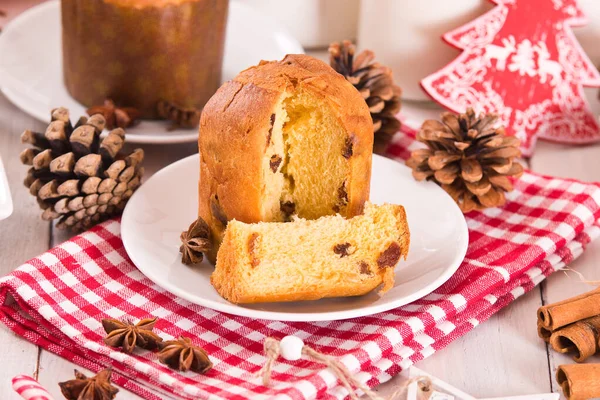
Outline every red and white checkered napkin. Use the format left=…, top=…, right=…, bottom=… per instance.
left=2, top=131, right=600, bottom=400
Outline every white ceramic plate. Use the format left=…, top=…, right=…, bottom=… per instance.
left=0, top=155, right=13, bottom=221
left=0, top=0, right=303, bottom=144
left=122, top=155, right=469, bottom=322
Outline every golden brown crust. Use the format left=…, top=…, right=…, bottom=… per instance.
left=199, top=54, right=373, bottom=262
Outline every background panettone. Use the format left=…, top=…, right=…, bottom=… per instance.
left=198, top=54, right=374, bottom=262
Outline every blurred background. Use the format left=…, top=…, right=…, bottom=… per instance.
left=3, top=0, right=598, bottom=102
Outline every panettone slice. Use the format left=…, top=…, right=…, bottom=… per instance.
left=211, top=203, right=409, bottom=304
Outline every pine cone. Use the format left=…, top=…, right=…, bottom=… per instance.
left=406, top=108, right=524, bottom=213
left=20, top=107, right=144, bottom=232
left=329, top=40, right=401, bottom=154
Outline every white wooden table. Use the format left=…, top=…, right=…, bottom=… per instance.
left=3, top=4, right=600, bottom=400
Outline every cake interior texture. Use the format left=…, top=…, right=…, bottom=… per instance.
left=262, top=88, right=351, bottom=222
left=212, top=203, right=409, bottom=304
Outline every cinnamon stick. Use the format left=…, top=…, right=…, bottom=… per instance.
left=537, top=322, right=552, bottom=343
left=537, top=287, right=600, bottom=331
left=557, top=364, right=600, bottom=400
left=550, top=315, right=600, bottom=362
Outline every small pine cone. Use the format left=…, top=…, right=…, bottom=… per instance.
left=329, top=40, right=402, bottom=154
left=406, top=108, right=524, bottom=213
left=20, top=107, right=145, bottom=232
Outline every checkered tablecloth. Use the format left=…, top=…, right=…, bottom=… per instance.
left=2, top=128, right=600, bottom=400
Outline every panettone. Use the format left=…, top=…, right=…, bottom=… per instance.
left=199, top=54, right=374, bottom=262
left=211, top=203, right=409, bottom=303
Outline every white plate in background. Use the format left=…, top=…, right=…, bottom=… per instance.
left=0, top=0, right=304, bottom=144
left=122, top=154, right=469, bottom=322
left=0, top=155, right=13, bottom=221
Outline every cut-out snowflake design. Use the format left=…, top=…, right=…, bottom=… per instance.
left=421, top=0, right=600, bottom=157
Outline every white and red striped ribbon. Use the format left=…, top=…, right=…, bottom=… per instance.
left=11, top=375, right=55, bottom=400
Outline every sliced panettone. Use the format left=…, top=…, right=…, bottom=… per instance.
left=199, top=54, right=374, bottom=263
left=211, top=203, right=409, bottom=304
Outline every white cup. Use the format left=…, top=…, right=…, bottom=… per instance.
left=576, top=0, right=600, bottom=66
left=245, top=0, right=360, bottom=49
left=357, top=0, right=494, bottom=101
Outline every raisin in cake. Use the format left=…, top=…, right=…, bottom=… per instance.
left=211, top=203, right=409, bottom=303
left=199, top=54, right=374, bottom=262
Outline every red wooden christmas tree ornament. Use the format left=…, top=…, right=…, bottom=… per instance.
left=421, top=0, right=600, bottom=157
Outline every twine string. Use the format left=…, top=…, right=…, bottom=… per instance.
left=559, top=267, right=600, bottom=286
left=255, top=337, right=281, bottom=386
left=256, top=337, right=432, bottom=400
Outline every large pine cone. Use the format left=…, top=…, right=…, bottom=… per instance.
left=406, top=108, right=523, bottom=213
left=329, top=40, right=401, bottom=154
left=20, top=108, right=144, bottom=231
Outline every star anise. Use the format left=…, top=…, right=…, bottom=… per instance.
left=157, top=100, right=201, bottom=130
left=87, top=99, right=140, bottom=130
left=59, top=368, right=119, bottom=400
left=158, top=336, right=212, bottom=374
left=102, top=317, right=162, bottom=353
left=179, top=217, right=212, bottom=265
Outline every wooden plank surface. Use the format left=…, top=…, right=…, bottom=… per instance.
left=0, top=93, right=51, bottom=399
left=530, top=140, right=600, bottom=395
